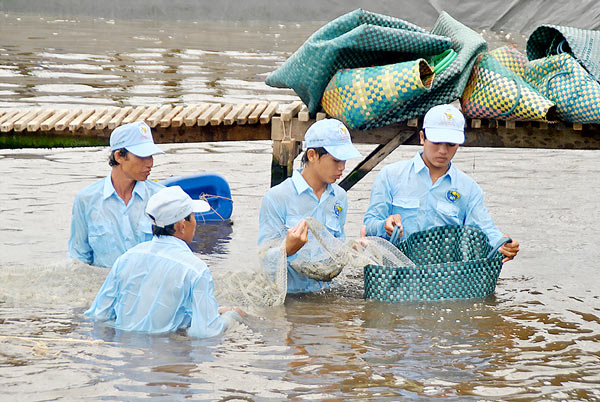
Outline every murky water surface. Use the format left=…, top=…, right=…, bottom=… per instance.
left=0, top=11, right=599, bottom=402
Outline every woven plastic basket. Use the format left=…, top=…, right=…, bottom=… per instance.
left=364, top=225, right=509, bottom=302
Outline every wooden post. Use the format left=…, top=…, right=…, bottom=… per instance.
left=270, top=116, right=312, bottom=187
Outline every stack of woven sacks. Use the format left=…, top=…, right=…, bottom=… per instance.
left=266, top=9, right=487, bottom=130
left=266, top=9, right=600, bottom=128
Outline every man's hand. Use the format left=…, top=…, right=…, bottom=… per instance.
left=499, top=235, right=520, bottom=263
left=219, top=306, right=246, bottom=316
left=384, top=214, right=402, bottom=237
left=285, top=219, right=309, bottom=256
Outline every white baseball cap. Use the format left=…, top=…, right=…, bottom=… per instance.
left=302, top=119, right=361, bottom=161
left=423, top=104, right=465, bottom=145
left=146, top=186, right=210, bottom=228
left=110, top=121, right=164, bottom=157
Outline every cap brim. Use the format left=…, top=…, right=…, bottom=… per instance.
left=126, top=142, right=165, bottom=157
left=191, top=199, right=211, bottom=213
left=424, top=128, right=465, bottom=145
left=324, top=143, right=362, bottom=161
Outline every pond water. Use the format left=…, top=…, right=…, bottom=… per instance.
left=0, top=10, right=599, bottom=402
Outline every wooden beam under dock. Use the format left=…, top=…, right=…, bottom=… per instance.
left=1, top=102, right=600, bottom=189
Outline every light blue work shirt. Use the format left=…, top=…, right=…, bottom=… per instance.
left=258, top=170, right=348, bottom=294
left=68, top=175, right=164, bottom=268
left=364, top=152, right=504, bottom=245
left=85, top=235, right=236, bottom=338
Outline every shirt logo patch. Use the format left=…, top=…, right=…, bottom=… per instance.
left=447, top=190, right=460, bottom=202
left=333, top=203, right=342, bottom=217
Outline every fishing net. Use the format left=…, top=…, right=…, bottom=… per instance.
left=213, top=217, right=412, bottom=308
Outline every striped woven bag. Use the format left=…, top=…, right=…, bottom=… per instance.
left=321, top=59, right=435, bottom=129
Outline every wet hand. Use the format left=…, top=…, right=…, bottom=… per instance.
left=219, top=306, right=246, bottom=317
left=285, top=219, right=309, bottom=256
left=499, top=235, right=520, bottom=263
left=384, top=215, right=402, bottom=237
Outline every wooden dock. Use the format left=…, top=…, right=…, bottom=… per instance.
left=1, top=101, right=600, bottom=189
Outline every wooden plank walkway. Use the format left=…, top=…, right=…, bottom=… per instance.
left=1, top=102, right=600, bottom=188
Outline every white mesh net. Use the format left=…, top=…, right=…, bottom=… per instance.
left=213, top=217, right=413, bottom=308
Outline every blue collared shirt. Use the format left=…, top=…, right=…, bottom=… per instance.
left=258, top=170, right=348, bottom=293
left=85, top=235, right=236, bottom=337
left=364, top=152, right=504, bottom=245
left=68, top=175, right=164, bottom=268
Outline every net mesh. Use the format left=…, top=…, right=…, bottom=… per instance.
left=213, top=217, right=412, bottom=308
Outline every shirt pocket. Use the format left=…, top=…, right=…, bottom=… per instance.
left=88, top=221, right=110, bottom=249
left=140, top=219, right=153, bottom=241
left=391, top=197, right=420, bottom=218
left=436, top=200, right=460, bottom=222
left=324, top=214, right=342, bottom=237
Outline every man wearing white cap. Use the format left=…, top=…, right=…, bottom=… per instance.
left=68, top=121, right=165, bottom=268
left=86, top=186, right=243, bottom=337
left=258, top=118, right=362, bottom=293
left=363, top=104, right=520, bottom=262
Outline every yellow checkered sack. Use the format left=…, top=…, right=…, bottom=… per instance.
left=321, top=59, right=435, bottom=130
left=461, top=46, right=556, bottom=121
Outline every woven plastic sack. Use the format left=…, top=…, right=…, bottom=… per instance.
left=461, top=46, right=556, bottom=121
left=488, top=46, right=528, bottom=78
left=321, top=59, right=435, bottom=129
left=265, top=8, right=452, bottom=117
left=364, top=225, right=509, bottom=302
left=524, top=53, right=600, bottom=124
left=527, top=25, right=600, bottom=83
left=362, top=11, right=488, bottom=129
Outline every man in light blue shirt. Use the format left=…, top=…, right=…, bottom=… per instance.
left=258, top=119, right=362, bottom=293
left=86, top=186, right=243, bottom=337
left=68, top=121, right=164, bottom=268
left=363, top=104, right=520, bottom=262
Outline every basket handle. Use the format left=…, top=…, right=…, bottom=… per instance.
left=487, top=236, right=512, bottom=260
left=389, top=225, right=402, bottom=246
left=431, top=49, right=457, bottom=74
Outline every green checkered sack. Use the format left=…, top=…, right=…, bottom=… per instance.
left=524, top=53, right=600, bottom=124
left=364, top=225, right=509, bottom=302
left=265, top=8, right=452, bottom=117
left=527, top=25, right=600, bottom=83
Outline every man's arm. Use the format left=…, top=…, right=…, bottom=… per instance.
left=464, top=185, right=506, bottom=247
left=84, top=263, right=119, bottom=320
left=188, top=269, right=234, bottom=338
left=67, top=196, right=93, bottom=265
left=363, top=168, right=394, bottom=238
left=257, top=194, right=294, bottom=283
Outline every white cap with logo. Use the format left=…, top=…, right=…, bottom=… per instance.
left=110, top=121, right=165, bottom=157
left=302, top=119, right=361, bottom=161
left=146, top=186, right=210, bottom=228
left=423, top=104, right=465, bottom=145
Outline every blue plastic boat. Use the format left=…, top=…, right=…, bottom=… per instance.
left=160, top=173, right=233, bottom=222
